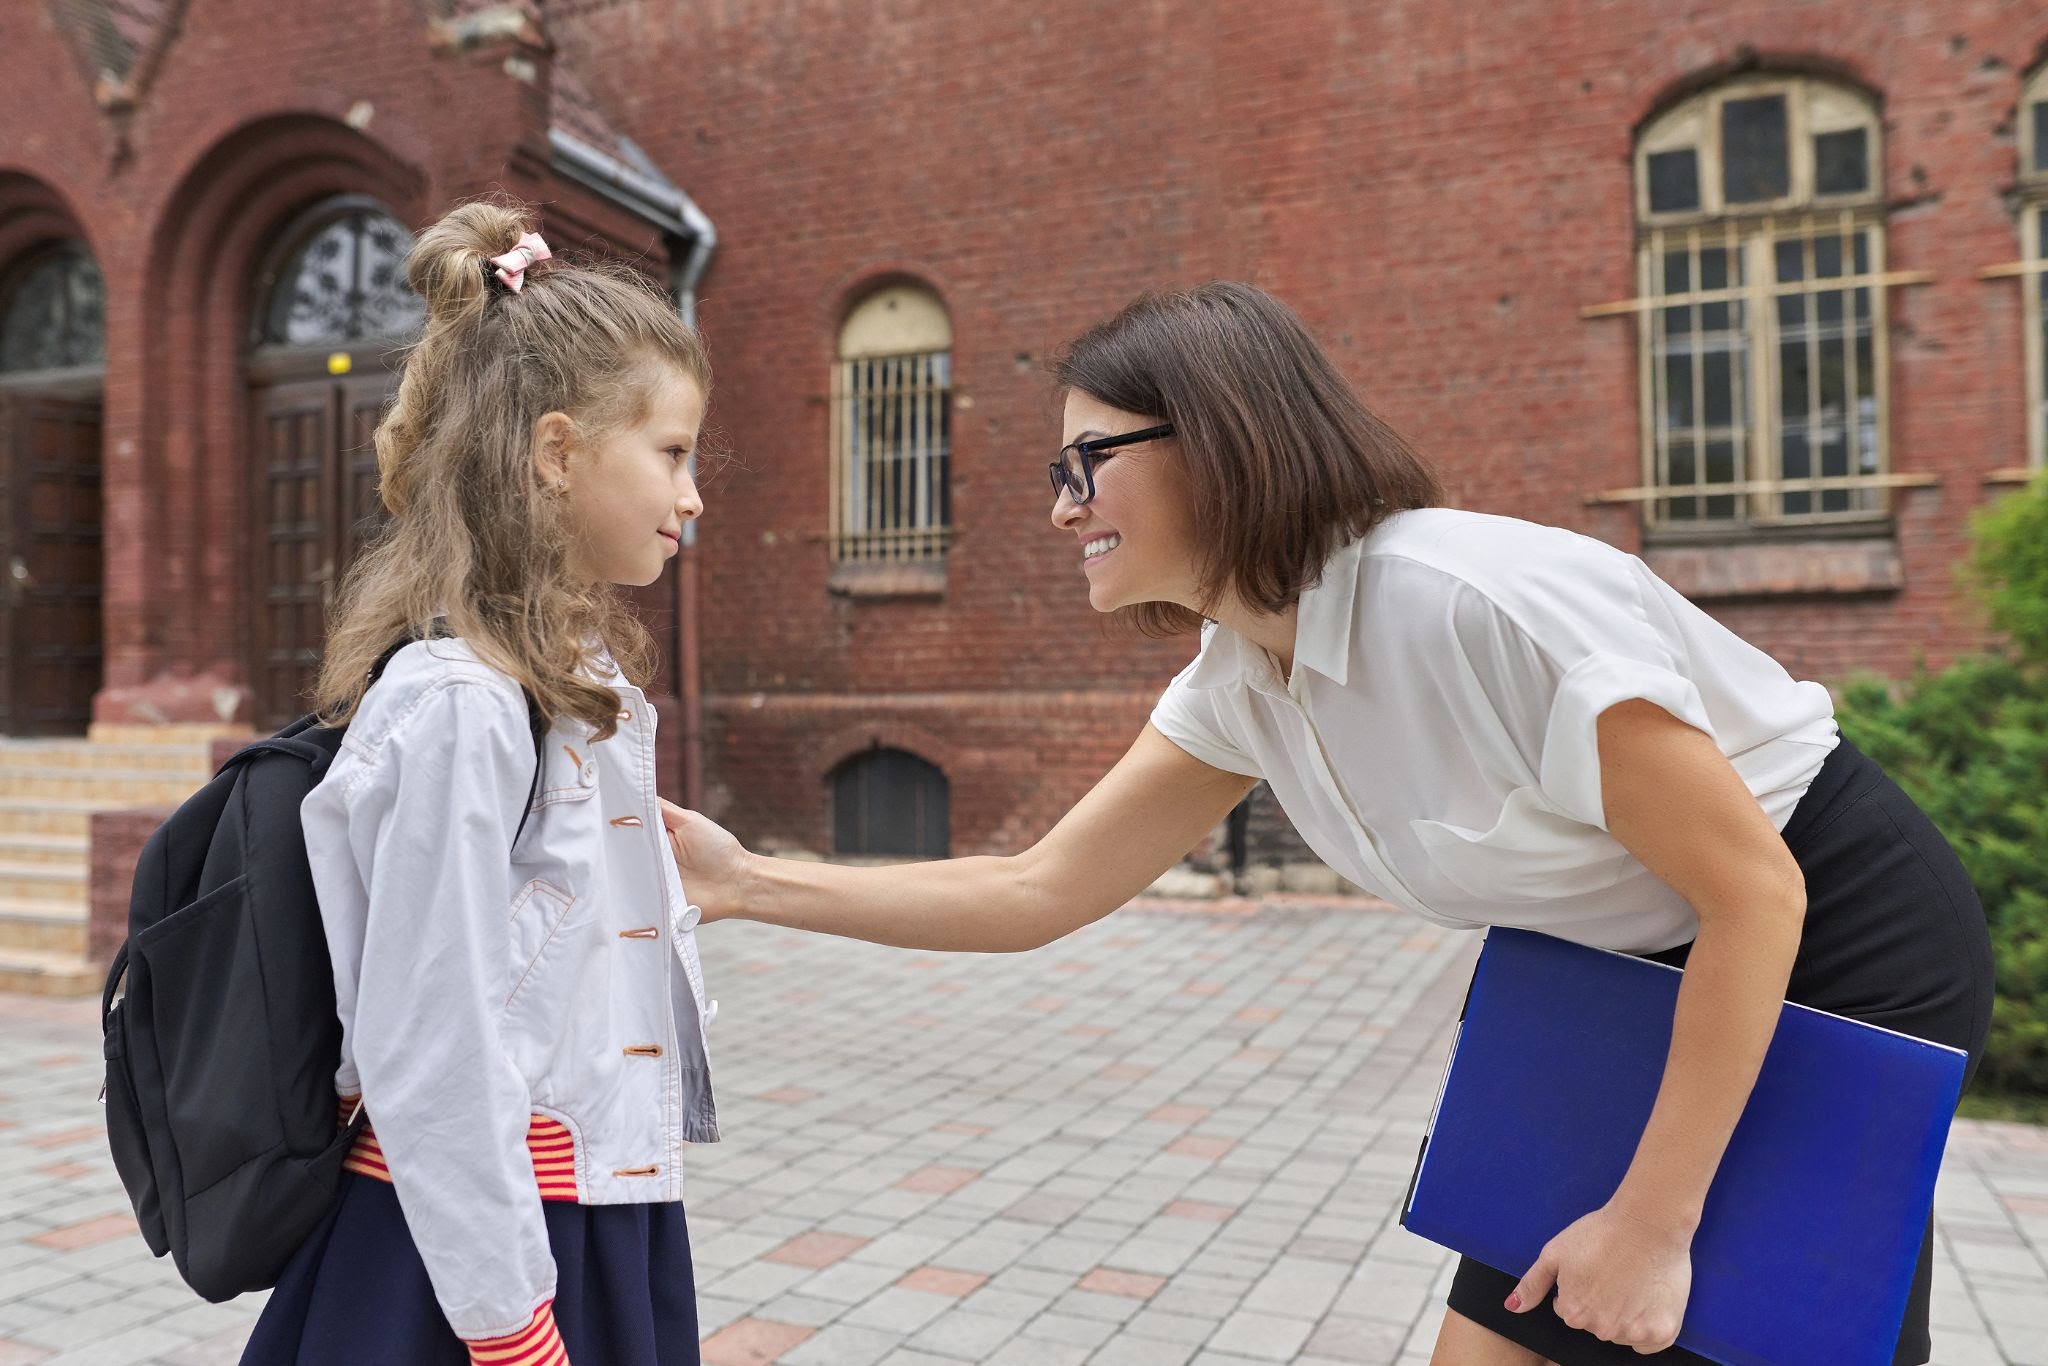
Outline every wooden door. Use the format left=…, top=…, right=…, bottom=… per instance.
left=0, top=394, right=102, bottom=736
left=250, top=379, right=345, bottom=728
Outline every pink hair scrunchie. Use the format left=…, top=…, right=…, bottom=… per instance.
left=488, top=232, right=552, bottom=292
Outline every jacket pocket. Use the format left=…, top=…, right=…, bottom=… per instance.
left=506, top=879, right=576, bottom=1005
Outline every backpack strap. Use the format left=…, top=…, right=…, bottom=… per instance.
left=369, top=624, right=551, bottom=853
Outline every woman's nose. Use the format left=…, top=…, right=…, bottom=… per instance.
left=1050, top=484, right=1082, bottom=528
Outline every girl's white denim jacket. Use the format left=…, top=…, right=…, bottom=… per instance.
left=301, top=637, right=718, bottom=1340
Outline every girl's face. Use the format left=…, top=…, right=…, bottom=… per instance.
left=1052, top=390, right=1200, bottom=613
left=551, top=366, right=706, bottom=587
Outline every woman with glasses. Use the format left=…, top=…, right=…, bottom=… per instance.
left=661, top=282, right=1991, bottom=1366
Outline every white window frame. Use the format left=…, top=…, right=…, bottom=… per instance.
left=829, top=285, right=955, bottom=563
left=2018, top=67, right=2048, bottom=472
left=1587, top=76, right=1938, bottom=530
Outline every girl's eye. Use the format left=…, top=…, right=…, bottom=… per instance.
left=666, top=447, right=690, bottom=463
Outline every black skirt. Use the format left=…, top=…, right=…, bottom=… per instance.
left=1441, top=734, right=1996, bottom=1366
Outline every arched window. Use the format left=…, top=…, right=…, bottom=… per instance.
left=831, top=284, right=953, bottom=565
left=1627, top=75, right=1895, bottom=528
left=256, top=205, right=423, bottom=347
left=2017, top=66, right=2048, bottom=471
left=830, top=747, right=949, bottom=858
left=0, top=243, right=105, bottom=373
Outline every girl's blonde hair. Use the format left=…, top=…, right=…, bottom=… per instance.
left=310, top=196, right=710, bottom=742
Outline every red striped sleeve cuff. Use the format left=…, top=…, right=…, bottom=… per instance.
left=465, top=1300, right=568, bottom=1366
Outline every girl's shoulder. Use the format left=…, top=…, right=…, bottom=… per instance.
left=340, top=639, right=531, bottom=761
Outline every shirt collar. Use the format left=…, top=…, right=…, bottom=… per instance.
left=1180, top=535, right=1363, bottom=691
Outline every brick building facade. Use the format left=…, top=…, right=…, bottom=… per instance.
left=3, top=0, right=2044, bottom=872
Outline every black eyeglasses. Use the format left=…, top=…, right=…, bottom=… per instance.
left=1048, top=424, right=1173, bottom=506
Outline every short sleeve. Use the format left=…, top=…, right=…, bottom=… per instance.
left=1539, top=650, right=1712, bottom=829
left=1437, top=552, right=1714, bottom=832
left=1148, top=653, right=1262, bottom=779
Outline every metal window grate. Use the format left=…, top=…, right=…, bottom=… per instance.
left=829, top=351, right=954, bottom=562
left=1588, top=212, right=1915, bottom=526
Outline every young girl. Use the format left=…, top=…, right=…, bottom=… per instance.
left=662, top=283, right=1995, bottom=1365
left=241, top=199, right=717, bottom=1366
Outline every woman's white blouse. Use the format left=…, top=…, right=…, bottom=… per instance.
left=1149, top=508, right=1838, bottom=953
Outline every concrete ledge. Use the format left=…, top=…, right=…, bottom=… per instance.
left=1643, top=536, right=1903, bottom=600
left=827, top=559, right=947, bottom=599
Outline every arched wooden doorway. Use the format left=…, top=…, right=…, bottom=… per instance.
left=244, top=197, right=423, bottom=728
left=0, top=242, right=105, bottom=735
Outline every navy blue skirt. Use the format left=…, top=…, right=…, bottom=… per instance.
left=1444, top=735, right=1996, bottom=1365
left=239, top=1174, right=700, bottom=1366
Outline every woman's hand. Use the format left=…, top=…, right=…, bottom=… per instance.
left=658, top=799, right=749, bottom=924
left=1507, top=1200, right=1692, bottom=1353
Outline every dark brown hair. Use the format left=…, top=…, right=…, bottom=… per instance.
left=1053, top=281, right=1442, bottom=637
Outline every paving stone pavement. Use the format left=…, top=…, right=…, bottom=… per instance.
left=0, top=896, right=2044, bottom=1365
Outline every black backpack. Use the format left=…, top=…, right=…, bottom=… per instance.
left=99, top=631, right=547, bottom=1301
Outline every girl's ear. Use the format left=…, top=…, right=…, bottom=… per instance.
left=531, top=411, right=577, bottom=491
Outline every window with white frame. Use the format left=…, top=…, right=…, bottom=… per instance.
left=1612, top=75, right=1914, bottom=528
left=2016, top=66, right=2048, bottom=470
left=830, top=285, right=953, bottom=563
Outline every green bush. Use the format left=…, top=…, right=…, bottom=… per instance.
left=1832, top=473, right=2048, bottom=1096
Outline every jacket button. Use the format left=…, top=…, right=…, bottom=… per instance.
left=579, top=762, right=598, bottom=787
left=678, top=904, right=703, bottom=932
left=616, top=708, right=632, bottom=723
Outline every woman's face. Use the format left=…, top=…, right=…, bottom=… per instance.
left=1052, top=390, right=1201, bottom=614
left=552, top=366, right=706, bottom=588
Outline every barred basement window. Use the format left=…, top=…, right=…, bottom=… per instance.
left=830, top=285, right=953, bottom=564
left=1588, top=76, right=1931, bottom=529
left=831, top=748, right=949, bottom=858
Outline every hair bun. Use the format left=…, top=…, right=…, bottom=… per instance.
left=407, top=198, right=537, bottom=326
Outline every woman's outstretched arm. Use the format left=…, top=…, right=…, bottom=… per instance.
left=661, top=724, right=1258, bottom=953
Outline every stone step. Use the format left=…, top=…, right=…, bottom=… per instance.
left=0, top=768, right=206, bottom=805
left=0, top=800, right=120, bottom=840
left=0, top=898, right=88, bottom=955
left=0, top=832, right=90, bottom=868
left=0, top=739, right=217, bottom=776
left=88, top=723, right=247, bottom=747
left=0, top=860, right=86, bottom=905
left=0, top=946, right=101, bottom=997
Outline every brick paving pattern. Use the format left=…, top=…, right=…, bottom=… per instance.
left=0, top=897, right=2042, bottom=1364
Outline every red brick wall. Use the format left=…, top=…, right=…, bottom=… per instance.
left=544, top=0, right=2041, bottom=852
left=5, top=1, right=2042, bottom=859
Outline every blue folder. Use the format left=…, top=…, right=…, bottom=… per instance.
left=1400, top=927, right=1967, bottom=1366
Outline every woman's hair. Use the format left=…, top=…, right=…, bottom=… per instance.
left=310, top=196, right=710, bottom=740
left=1053, top=281, right=1442, bottom=637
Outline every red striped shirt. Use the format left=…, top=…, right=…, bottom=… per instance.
left=465, top=1299, right=568, bottom=1366
left=336, top=1097, right=580, bottom=1202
